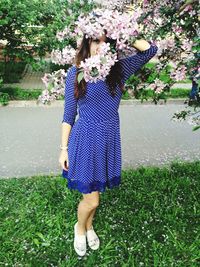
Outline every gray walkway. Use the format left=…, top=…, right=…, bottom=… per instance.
left=0, top=102, right=199, bottom=179
left=4, top=64, right=48, bottom=90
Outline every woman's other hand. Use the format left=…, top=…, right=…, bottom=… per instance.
left=59, top=150, right=69, bottom=171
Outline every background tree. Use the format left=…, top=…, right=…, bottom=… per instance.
left=0, top=0, right=94, bottom=65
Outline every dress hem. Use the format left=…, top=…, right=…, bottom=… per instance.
left=62, top=170, right=121, bottom=194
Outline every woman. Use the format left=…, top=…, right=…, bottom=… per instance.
left=59, top=32, right=158, bottom=256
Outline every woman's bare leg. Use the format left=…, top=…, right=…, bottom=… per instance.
left=76, top=191, right=100, bottom=235
left=85, top=208, right=97, bottom=230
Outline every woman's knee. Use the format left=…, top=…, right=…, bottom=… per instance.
left=82, top=191, right=100, bottom=209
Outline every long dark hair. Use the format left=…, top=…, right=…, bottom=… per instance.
left=73, top=33, right=125, bottom=99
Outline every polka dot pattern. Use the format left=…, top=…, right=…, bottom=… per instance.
left=62, top=43, right=158, bottom=194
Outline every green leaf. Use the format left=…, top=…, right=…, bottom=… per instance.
left=77, top=71, right=84, bottom=83
left=91, top=67, right=99, bottom=77
left=36, top=232, right=45, bottom=240
left=41, top=242, right=51, bottom=247
left=100, top=57, right=107, bottom=64
left=192, top=125, right=200, bottom=131
left=33, top=238, right=40, bottom=246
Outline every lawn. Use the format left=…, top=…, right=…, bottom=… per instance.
left=0, top=86, right=191, bottom=102
left=0, top=160, right=199, bottom=266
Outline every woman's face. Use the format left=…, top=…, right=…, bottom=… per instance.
left=89, top=34, right=107, bottom=56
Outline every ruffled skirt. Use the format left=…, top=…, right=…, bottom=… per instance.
left=62, top=114, right=122, bottom=194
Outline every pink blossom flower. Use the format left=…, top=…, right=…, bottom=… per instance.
left=170, top=65, right=187, bottom=81
left=39, top=69, right=66, bottom=104
left=51, top=46, right=76, bottom=65
left=148, top=78, right=166, bottom=94
left=79, top=43, right=118, bottom=83
left=75, top=8, right=140, bottom=49
left=181, top=39, right=193, bottom=52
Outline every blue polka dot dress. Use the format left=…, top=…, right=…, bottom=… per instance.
left=61, top=42, right=158, bottom=194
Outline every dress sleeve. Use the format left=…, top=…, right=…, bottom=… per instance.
left=62, top=66, right=78, bottom=127
left=119, top=42, right=158, bottom=82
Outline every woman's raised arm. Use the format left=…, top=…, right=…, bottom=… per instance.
left=119, top=39, right=158, bottom=82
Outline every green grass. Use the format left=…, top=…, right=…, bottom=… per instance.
left=164, top=88, right=190, bottom=98
left=0, top=87, right=43, bottom=100
left=121, top=88, right=191, bottom=100
left=0, top=87, right=191, bottom=102
left=143, top=88, right=191, bottom=99
left=0, top=160, right=199, bottom=266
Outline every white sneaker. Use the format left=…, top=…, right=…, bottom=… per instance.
left=73, top=222, right=87, bottom=256
left=86, top=225, right=100, bottom=250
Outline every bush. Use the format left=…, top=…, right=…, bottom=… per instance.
left=0, top=62, right=26, bottom=83
left=0, top=92, right=10, bottom=105
left=0, top=87, right=42, bottom=100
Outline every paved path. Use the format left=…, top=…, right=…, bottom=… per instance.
left=3, top=63, right=50, bottom=90
left=0, top=102, right=199, bottom=179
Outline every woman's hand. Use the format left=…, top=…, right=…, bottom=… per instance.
left=132, top=39, right=151, bottom=51
left=59, top=150, right=69, bottom=171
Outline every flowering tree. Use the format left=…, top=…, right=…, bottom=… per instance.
left=39, top=0, right=200, bottom=130
left=135, top=0, right=200, bottom=130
